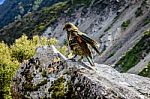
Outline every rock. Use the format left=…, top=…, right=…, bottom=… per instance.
left=11, top=46, right=150, bottom=99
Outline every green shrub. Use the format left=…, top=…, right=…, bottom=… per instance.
left=139, top=62, right=150, bottom=77
left=115, top=30, right=150, bottom=72
left=0, top=42, right=19, bottom=99
left=10, top=35, right=36, bottom=62
left=121, top=20, right=130, bottom=28
left=0, top=35, right=60, bottom=98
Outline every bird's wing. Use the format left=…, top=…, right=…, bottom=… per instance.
left=77, top=31, right=102, bottom=56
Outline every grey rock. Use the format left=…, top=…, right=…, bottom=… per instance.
left=12, top=46, right=150, bottom=99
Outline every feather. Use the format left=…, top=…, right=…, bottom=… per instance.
left=77, top=32, right=101, bottom=56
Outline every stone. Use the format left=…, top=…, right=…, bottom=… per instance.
left=11, top=46, right=150, bottom=99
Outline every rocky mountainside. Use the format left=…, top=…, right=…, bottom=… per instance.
left=0, top=0, right=64, bottom=29
left=42, top=0, right=150, bottom=75
left=0, top=0, right=149, bottom=98
left=0, top=0, right=149, bottom=88
left=12, top=45, right=150, bottom=99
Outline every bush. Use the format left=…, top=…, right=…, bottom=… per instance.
left=0, top=35, right=61, bottom=98
left=10, top=35, right=36, bottom=62
left=121, top=20, right=130, bottom=28
left=139, top=62, right=150, bottom=77
left=115, top=30, right=150, bottom=72
left=0, top=42, right=19, bottom=99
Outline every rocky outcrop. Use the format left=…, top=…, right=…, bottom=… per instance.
left=12, top=46, right=150, bottom=99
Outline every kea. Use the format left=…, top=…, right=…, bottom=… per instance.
left=63, top=23, right=101, bottom=66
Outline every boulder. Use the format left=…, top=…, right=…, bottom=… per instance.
left=11, top=46, right=150, bottom=99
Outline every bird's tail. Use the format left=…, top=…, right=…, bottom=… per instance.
left=86, top=56, right=95, bottom=66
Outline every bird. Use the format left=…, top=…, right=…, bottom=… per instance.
left=63, top=22, right=101, bottom=66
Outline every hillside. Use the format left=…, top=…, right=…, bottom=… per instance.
left=0, top=0, right=150, bottom=98
left=0, top=0, right=150, bottom=73
left=0, top=0, right=64, bottom=29
left=0, top=0, right=150, bottom=74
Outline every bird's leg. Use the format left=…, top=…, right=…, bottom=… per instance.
left=68, top=54, right=77, bottom=62
left=78, top=56, right=83, bottom=62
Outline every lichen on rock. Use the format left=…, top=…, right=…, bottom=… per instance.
left=12, top=45, right=150, bottom=99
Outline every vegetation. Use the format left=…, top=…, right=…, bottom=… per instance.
left=139, top=62, right=150, bottom=78
left=0, top=0, right=65, bottom=29
left=0, top=42, right=19, bottom=99
left=115, top=30, right=150, bottom=72
left=143, top=18, right=150, bottom=25
left=72, top=0, right=91, bottom=6
left=135, top=7, right=143, bottom=17
left=48, top=77, right=77, bottom=99
left=23, top=79, right=48, bottom=92
left=0, top=1, right=69, bottom=44
left=121, top=20, right=130, bottom=29
left=42, top=70, right=47, bottom=77
left=0, top=34, right=67, bottom=99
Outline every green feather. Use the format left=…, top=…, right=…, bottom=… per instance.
left=78, top=32, right=101, bottom=55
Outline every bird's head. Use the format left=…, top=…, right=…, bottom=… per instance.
left=63, top=23, right=78, bottom=32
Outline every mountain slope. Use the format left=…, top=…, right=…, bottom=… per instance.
left=0, top=0, right=64, bottom=29
left=0, top=0, right=150, bottom=76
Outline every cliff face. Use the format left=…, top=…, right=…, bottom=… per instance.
left=12, top=46, right=150, bottom=99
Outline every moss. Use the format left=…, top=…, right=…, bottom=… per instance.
left=115, top=30, right=150, bottom=72
left=48, top=77, right=77, bottom=99
left=42, top=70, right=47, bottom=77
left=48, top=77, right=65, bottom=98
left=65, top=81, right=78, bottom=99
left=121, top=20, right=130, bottom=29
